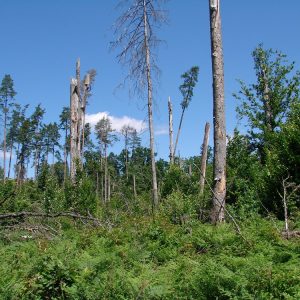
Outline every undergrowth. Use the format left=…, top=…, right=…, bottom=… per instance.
left=0, top=215, right=299, bottom=299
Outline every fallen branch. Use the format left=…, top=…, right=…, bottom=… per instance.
left=282, top=230, right=300, bottom=239
left=0, top=211, right=110, bottom=227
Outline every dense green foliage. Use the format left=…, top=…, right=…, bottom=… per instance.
left=1, top=213, right=300, bottom=299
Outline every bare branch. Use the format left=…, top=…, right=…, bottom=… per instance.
left=0, top=211, right=112, bottom=228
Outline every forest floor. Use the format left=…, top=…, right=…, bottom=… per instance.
left=0, top=214, right=300, bottom=299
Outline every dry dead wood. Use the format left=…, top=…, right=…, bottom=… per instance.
left=0, top=211, right=111, bottom=228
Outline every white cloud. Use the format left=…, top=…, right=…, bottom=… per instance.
left=155, top=125, right=169, bottom=136
left=86, top=112, right=147, bottom=133
left=0, top=151, right=12, bottom=160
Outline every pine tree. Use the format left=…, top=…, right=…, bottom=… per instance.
left=173, top=66, right=199, bottom=157
left=95, top=117, right=118, bottom=202
left=0, top=74, right=16, bottom=181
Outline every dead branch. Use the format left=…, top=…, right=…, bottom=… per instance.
left=0, top=211, right=111, bottom=228
left=277, top=175, right=300, bottom=238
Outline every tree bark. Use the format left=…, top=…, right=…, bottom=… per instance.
left=70, top=74, right=80, bottom=182
left=76, top=59, right=82, bottom=157
left=262, top=68, right=273, bottom=132
left=96, top=171, right=99, bottom=199
left=8, top=138, right=13, bottom=179
left=209, top=0, right=226, bottom=223
left=200, top=122, right=210, bottom=195
left=173, top=107, right=185, bottom=159
left=63, top=127, right=68, bottom=184
left=34, top=147, right=39, bottom=180
left=104, top=154, right=107, bottom=203
left=3, top=106, right=7, bottom=181
left=283, top=184, right=289, bottom=237
left=123, top=129, right=129, bottom=180
left=188, top=165, right=192, bottom=176
left=133, top=174, right=137, bottom=199
left=108, top=174, right=111, bottom=202
left=143, top=0, right=158, bottom=207
left=80, top=73, right=90, bottom=160
left=14, top=143, right=20, bottom=180
left=168, top=96, right=174, bottom=164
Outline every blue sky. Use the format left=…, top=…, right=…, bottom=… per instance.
left=1, top=0, right=300, bottom=162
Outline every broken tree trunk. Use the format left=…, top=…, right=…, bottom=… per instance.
left=70, top=59, right=83, bottom=182
left=80, top=73, right=90, bottom=160
left=168, top=96, right=174, bottom=164
left=76, top=59, right=82, bottom=157
left=70, top=77, right=80, bottom=182
left=209, top=0, right=226, bottom=223
left=200, top=122, right=210, bottom=195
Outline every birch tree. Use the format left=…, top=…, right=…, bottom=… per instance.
left=112, top=0, right=167, bottom=207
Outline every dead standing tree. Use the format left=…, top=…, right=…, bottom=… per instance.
left=80, top=69, right=97, bottom=160
left=199, top=122, right=210, bottom=195
left=278, top=176, right=300, bottom=238
left=70, top=75, right=80, bottom=181
left=112, top=0, right=167, bottom=207
left=168, top=96, right=174, bottom=164
left=70, top=59, right=93, bottom=182
left=209, top=0, right=226, bottom=223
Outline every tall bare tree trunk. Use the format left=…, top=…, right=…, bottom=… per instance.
left=124, top=130, right=129, bottom=180
left=63, top=127, right=68, bottom=184
left=104, top=163, right=107, bottom=203
left=200, top=122, right=210, bottom=195
left=108, top=174, right=111, bottom=202
left=76, top=59, right=82, bottom=157
left=209, top=0, right=226, bottom=223
left=133, top=174, right=137, bottom=199
left=34, top=139, right=41, bottom=180
left=101, top=174, right=104, bottom=203
left=143, top=1, right=158, bottom=207
left=14, top=143, right=20, bottom=180
left=168, top=96, right=174, bottom=164
left=70, top=77, right=79, bottom=182
left=173, top=107, right=185, bottom=159
left=8, top=138, right=13, bottom=178
left=80, top=74, right=90, bottom=160
left=3, top=110, right=7, bottom=181
left=96, top=171, right=99, bottom=199
left=188, top=165, right=192, bottom=176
